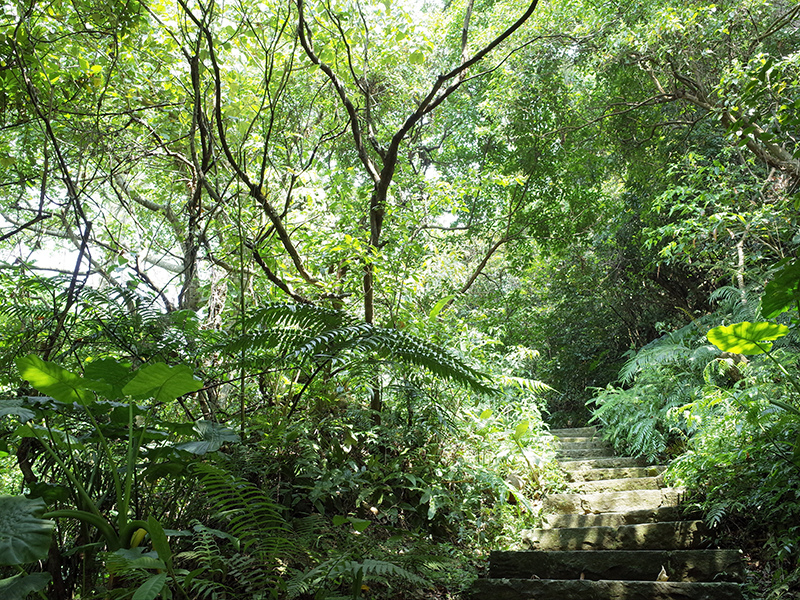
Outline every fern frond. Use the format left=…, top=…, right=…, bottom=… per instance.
left=498, top=375, right=554, bottom=394
left=226, top=302, right=496, bottom=395
left=369, top=328, right=495, bottom=395
left=619, top=343, right=693, bottom=383
left=709, top=285, right=746, bottom=306
left=192, top=463, right=292, bottom=561
left=357, top=559, right=430, bottom=586
left=245, top=302, right=351, bottom=331
left=286, top=556, right=430, bottom=599
left=704, top=502, right=727, bottom=528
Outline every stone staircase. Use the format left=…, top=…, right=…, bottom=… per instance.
left=471, top=426, right=744, bottom=599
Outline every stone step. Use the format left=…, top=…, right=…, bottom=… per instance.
left=566, top=465, right=667, bottom=482
left=553, top=435, right=598, bottom=444
left=567, top=476, right=663, bottom=493
left=521, top=520, right=707, bottom=551
left=543, top=506, right=691, bottom=529
left=557, top=447, right=618, bottom=459
left=544, top=487, right=685, bottom=515
left=470, top=578, right=742, bottom=600
left=473, top=425, right=742, bottom=600
left=488, top=549, right=744, bottom=582
left=550, top=426, right=598, bottom=437
left=559, top=457, right=648, bottom=470
left=559, top=440, right=612, bottom=451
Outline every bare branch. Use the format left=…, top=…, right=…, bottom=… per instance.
left=0, top=212, right=53, bottom=242
left=249, top=243, right=311, bottom=304
left=296, top=0, right=381, bottom=183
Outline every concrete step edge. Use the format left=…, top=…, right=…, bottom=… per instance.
left=567, top=465, right=668, bottom=482
left=488, top=549, right=744, bottom=582
left=558, top=441, right=612, bottom=450
left=521, top=520, right=707, bottom=551
left=543, top=506, right=698, bottom=529
left=470, top=578, right=743, bottom=600
left=550, top=427, right=598, bottom=437
left=566, top=476, right=663, bottom=492
left=559, top=457, right=649, bottom=469
left=544, top=487, right=686, bottom=515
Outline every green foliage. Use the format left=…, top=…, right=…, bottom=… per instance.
left=590, top=380, right=689, bottom=463
left=707, top=322, right=789, bottom=356
left=287, top=557, right=431, bottom=599
left=0, top=496, right=54, bottom=565
left=233, top=302, right=495, bottom=395
left=192, top=462, right=291, bottom=561
left=762, top=258, right=800, bottom=319
left=0, top=355, right=240, bottom=597
left=0, top=572, right=51, bottom=600
left=592, top=261, right=800, bottom=596
left=3, top=0, right=800, bottom=596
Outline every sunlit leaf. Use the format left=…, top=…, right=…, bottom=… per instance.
left=15, top=355, right=91, bottom=405
left=409, top=50, right=424, bottom=64
left=122, top=363, right=202, bottom=403
left=513, top=420, right=529, bottom=440
left=428, top=295, right=455, bottom=319
left=707, top=321, right=789, bottom=355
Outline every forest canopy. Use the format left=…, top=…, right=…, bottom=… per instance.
left=0, top=0, right=799, bottom=597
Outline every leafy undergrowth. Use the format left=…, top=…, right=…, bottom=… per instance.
left=589, top=283, right=800, bottom=600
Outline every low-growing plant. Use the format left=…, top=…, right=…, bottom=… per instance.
left=0, top=355, right=247, bottom=599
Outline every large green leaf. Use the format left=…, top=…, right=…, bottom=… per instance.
left=707, top=321, right=789, bottom=355
left=0, top=496, right=55, bottom=565
left=122, top=363, right=202, bottom=403
left=15, top=355, right=91, bottom=405
left=84, top=359, right=133, bottom=400
left=132, top=573, right=167, bottom=600
left=0, top=400, right=34, bottom=423
left=0, top=572, right=52, bottom=600
left=428, top=295, right=455, bottom=319
left=176, top=420, right=240, bottom=455
left=761, top=259, right=800, bottom=318
left=146, top=516, right=174, bottom=571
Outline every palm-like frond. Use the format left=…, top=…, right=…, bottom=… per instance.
left=709, top=285, right=759, bottom=321
left=222, top=302, right=496, bottom=395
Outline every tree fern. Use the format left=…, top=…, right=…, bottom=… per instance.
left=220, top=302, right=496, bottom=395
left=619, top=342, right=695, bottom=384
left=709, top=285, right=759, bottom=321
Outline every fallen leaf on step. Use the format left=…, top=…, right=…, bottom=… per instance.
left=580, top=572, right=585, bottom=580
left=657, top=566, right=669, bottom=581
